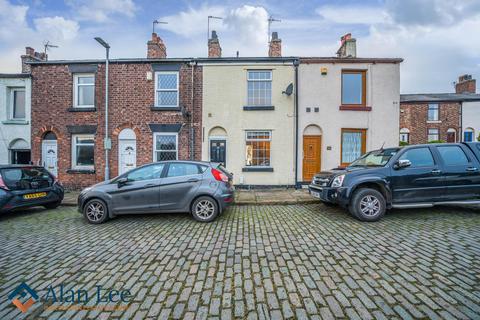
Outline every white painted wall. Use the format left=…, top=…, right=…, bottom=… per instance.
left=461, top=100, right=480, bottom=141
left=201, top=63, right=296, bottom=186
left=0, top=76, right=31, bottom=164
left=297, top=62, right=400, bottom=181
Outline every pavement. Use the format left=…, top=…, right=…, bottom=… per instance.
left=62, top=188, right=316, bottom=207
left=1, top=204, right=479, bottom=319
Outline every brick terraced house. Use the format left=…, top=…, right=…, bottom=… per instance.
left=29, top=33, right=202, bottom=189
left=400, top=75, right=480, bottom=145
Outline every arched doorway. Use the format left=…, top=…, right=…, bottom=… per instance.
left=208, top=126, right=227, bottom=166
left=9, top=138, right=30, bottom=164
left=303, top=125, right=322, bottom=182
left=42, top=132, right=58, bottom=176
left=118, top=128, right=137, bottom=175
left=447, top=128, right=456, bottom=143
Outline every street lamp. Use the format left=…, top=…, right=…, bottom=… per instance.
left=94, top=37, right=111, bottom=181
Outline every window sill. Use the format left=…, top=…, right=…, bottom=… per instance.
left=67, top=107, right=97, bottom=112
left=339, top=105, right=372, bottom=111
left=67, top=169, right=96, bottom=174
left=151, top=106, right=181, bottom=111
left=427, top=120, right=441, bottom=124
left=2, top=120, right=29, bottom=125
left=242, top=167, right=274, bottom=172
left=243, top=106, right=275, bottom=111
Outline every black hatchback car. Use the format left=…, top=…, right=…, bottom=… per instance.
left=0, top=165, right=64, bottom=213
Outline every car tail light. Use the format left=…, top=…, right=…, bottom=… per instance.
left=0, top=174, right=9, bottom=191
left=212, top=168, right=229, bottom=183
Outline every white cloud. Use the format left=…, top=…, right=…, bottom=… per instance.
left=316, top=5, right=390, bottom=25
left=34, top=16, right=79, bottom=41
left=225, top=5, right=269, bottom=47
left=67, top=0, right=137, bottom=22
left=0, top=0, right=29, bottom=41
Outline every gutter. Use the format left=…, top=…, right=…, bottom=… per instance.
left=294, top=59, right=300, bottom=189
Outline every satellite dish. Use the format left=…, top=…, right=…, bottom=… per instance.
left=283, top=83, right=293, bottom=96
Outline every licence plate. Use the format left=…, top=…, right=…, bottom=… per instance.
left=24, top=192, right=47, bottom=200
left=310, top=191, right=321, bottom=199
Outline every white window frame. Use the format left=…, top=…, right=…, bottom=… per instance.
left=71, top=134, right=95, bottom=170
left=153, top=132, right=178, bottom=161
left=9, top=88, right=26, bottom=120
left=73, top=73, right=95, bottom=108
left=427, top=103, right=439, bottom=121
left=247, top=70, right=273, bottom=106
left=427, top=128, right=439, bottom=142
left=245, top=130, right=272, bottom=167
left=154, top=71, right=179, bottom=108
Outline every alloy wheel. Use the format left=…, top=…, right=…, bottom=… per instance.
left=195, top=200, right=215, bottom=219
left=86, top=201, right=105, bottom=222
left=360, top=195, right=380, bottom=216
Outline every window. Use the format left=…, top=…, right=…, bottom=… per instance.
left=72, top=134, right=94, bottom=169
left=399, top=128, right=410, bottom=144
left=341, top=70, right=366, bottom=106
left=10, top=88, right=26, bottom=120
left=127, top=163, right=164, bottom=181
left=247, top=71, right=272, bottom=106
left=74, top=74, right=95, bottom=108
left=155, top=72, right=179, bottom=107
left=464, top=128, right=474, bottom=142
left=437, top=146, right=469, bottom=166
left=167, top=163, right=200, bottom=177
left=399, top=148, right=434, bottom=167
left=245, top=131, right=271, bottom=167
left=154, top=133, right=177, bottom=161
left=341, top=129, right=366, bottom=165
left=428, top=128, right=439, bottom=142
left=428, top=104, right=439, bottom=121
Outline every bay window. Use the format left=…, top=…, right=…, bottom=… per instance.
left=341, top=129, right=366, bottom=166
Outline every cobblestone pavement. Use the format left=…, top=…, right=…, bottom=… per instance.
left=0, top=204, right=479, bottom=319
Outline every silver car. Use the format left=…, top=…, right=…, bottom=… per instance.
left=78, top=161, right=234, bottom=224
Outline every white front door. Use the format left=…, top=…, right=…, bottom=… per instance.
left=42, top=140, right=58, bottom=176
left=119, top=139, right=136, bottom=175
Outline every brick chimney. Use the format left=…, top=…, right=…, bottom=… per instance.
left=208, top=30, right=222, bottom=58
left=455, top=74, right=476, bottom=94
left=268, top=32, right=282, bottom=57
left=147, top=33, right=167, bottom=59
left=21, top=47, right=47, bottom=73
left=336, top=33, right=357, bottom=58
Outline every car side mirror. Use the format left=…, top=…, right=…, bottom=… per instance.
left=394, top=159, right=411, bottom=169
left=117, top=177, right=129, bottom=187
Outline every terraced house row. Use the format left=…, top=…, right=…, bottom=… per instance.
left=2, top=31, right=404, bottom=189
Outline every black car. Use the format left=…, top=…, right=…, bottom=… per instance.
left=0, top=165, right=64, bottom=213
left=309, top=142, right=480, bottom=221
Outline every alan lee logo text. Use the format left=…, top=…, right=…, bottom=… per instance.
left=41, top=284, right=131, bottom=304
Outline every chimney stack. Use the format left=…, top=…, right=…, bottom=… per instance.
left=147, top=33, right=167, bottom=59
left=456, top=74, right=476, bottom=94
left=336, top=33, right=357, bottom=58
left=268, top=32, right=282, bottom=57
left=21, top=47, right=46, bottom=73
left=208, top=30, right=222, bottom=58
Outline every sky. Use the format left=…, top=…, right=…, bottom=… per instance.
left=0, top=0, right=479, bottom=93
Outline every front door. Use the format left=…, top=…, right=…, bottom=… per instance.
left=303, top=135, right=321, bottom=181
left=42, top=140, right=58, bottom=176
left=119, top=139, right=137, bottom=175
left=446, top=132, right=455, bottom=143
left=210, top=140, right=226, bottom=165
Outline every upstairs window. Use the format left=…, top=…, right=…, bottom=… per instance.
left=428, top=103, right=439, bottom=121
left=341, top=70, right=366, bottom=106
left=74, top=74, right=95, bottom=108
left=245, top=131, right=271, bottom=167
left=155, top=72, right=179, bottom=107
left=247, top=71, right=272, bottom=106
left=10, top=88, right=26, bottom=120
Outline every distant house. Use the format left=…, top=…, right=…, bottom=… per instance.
left=400, top=75, right=480, bottom=145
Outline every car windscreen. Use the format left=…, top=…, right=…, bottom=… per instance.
left=348, top=148, right=399, bottom=167
left=0, top=167, right=53, bottom=190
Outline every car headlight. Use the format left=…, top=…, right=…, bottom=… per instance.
left=331, top=174, right=345, bottom=187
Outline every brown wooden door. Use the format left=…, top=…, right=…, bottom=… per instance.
left=446, top=132, right=455, bottom=143
left=303, top=135, right=321, bottom=182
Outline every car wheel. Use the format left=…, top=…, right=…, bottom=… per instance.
left=83, top=199, right=109, bottom=224
left=44, top=201, right=61, bottom=210
left=349, top=188, right=386, bottom=222
left=191, top=196, right=219, bottom=222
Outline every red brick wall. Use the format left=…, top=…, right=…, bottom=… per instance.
left=400, top=102, right=461, bottom=145
left=31, top=62, right=202, bottom=190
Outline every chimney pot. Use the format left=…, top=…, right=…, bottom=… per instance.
left=268, top=32, right=282, bottom=57
left=208, top=30, right=222, bottom=58
left=147, top=32, right=167, bottom=59
left=21, top=46, right=46, bottom=73
left=455, top=74, right=476, bottom=94
left=336, top=33, right=357, bottom=58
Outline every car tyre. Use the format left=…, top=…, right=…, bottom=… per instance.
left=349, top=188, right=386, bottom=222
left=44, top=201, right=61, bottom=210
left=191, top=196, right=219, bottom=222
left=83, top=199, right=109, bottom=224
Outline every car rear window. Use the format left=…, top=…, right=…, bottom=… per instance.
left=0, top=167, right=53, bottom=190
left=437, top=146, right=470, bottom=166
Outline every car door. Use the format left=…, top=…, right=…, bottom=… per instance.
left=109, top=163, right=165, bottom=214
left=390, top=146, right=446, bottom=203
left=434, top=144, right=480, bottom=200
left=159, top=162, right=203, bottom=211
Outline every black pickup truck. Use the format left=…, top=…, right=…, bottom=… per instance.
left=309, top=142, right=480, bottom=221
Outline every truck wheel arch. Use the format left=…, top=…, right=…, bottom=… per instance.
left=350, top=181, right=392, bottom=206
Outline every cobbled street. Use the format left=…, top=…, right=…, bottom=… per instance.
left=1, top=204, right=479, bottom=319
